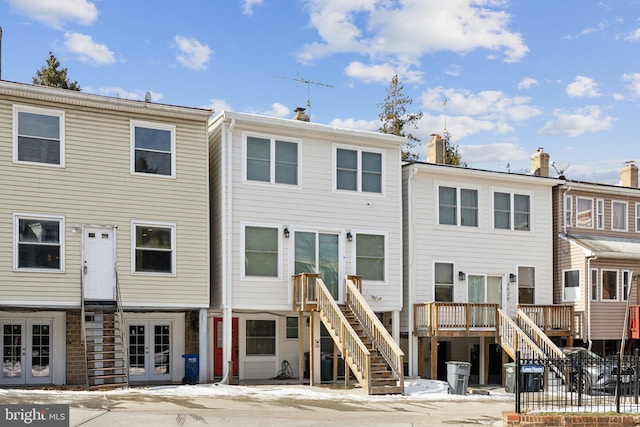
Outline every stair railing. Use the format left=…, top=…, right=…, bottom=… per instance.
left=115, top=270, right=129, bottom=386
left=315, top=277, right=371, bottom=393
left=345, top=278, right=405, bottom=391
left=498, top=309, right=546, bottom=360
left=517, top=309, right=566, bottom=361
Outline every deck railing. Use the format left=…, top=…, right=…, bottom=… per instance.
left=517, top=304, right=574, bottom=334
left=413, top=302, right=498, bottom=336
left=346, top=278, right=404, bottom=390
left=292, top=273, right=319, bottom=312
left=498, top=309, right=545, bottom=360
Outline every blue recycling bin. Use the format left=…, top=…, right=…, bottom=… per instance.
left=182, top=353, right=199, bottom=385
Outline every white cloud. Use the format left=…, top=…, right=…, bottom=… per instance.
left=421, top=87, right=541, bottom=122
left=344, top=61, right=423, bottom=84
left=297, top=1, right=528, bottom=70
left=625, top=28, right=640, bottom=41
left=566, top=76, right=601, bottom=98
left=461, top=143, right=529, bottom=163
left=242, top=0, right=264, bottom=16
left=63, top=33, right=115, bottom=66
left=95, top=87, right=163, bottom=102
left=8, top=0, right=98, bottom=29
left=329, top=118, right=379, bottom=132
left=203, top=99, right=233, bottom=113
left=622, top=73, right=640, bottom=96
left=174, top=36, right=213, bottom=71
left=538, top=106, right=613, bottom=137
left=517, top=77, right=538, bottom=90
left=260, top=103, right=290, bottom=118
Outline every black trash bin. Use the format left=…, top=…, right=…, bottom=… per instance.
left=182, top=353, right=199, bottom=385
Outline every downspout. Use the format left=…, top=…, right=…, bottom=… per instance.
left=218, top=118, right=235, bottom=385
left=620, top=271, right=635, bottom=356
left=586, top=255, right=597, bottom=351
left=407, top=165, right=417, bottom=376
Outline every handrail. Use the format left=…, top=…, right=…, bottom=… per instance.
left=115, top=270, right=129, bottom=387
left=80, top=267, right=89, bottom=389
left=314, top=276, right=371, bottom=393
left=516, top=309, right=566, bottom=361
left=498, top=309, right=546, bottom=360
left=413, top=302, right=498, bottom=335
left=346, top=279, right=404, bottom=390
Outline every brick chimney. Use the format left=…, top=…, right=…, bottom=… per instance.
left=621, top=161, right=638, bottom=188
left=292, top=107, right=309, bottom=122
left=427, top=134, right=445, bottom=164
left=530, top=147, right=549, bottom=177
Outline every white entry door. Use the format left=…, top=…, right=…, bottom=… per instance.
left=127, top=321, right=172, bottom=382
left=1, top=320, right=52, bottom=385
left=83, top=227, right=116, bottom=301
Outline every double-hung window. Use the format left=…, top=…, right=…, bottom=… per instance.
left=602, top=270, right=618, bottom=300
left=131, top=121, right=175, bottom=177
left=564, top=196, right=573, bottom=228
left=356, top=234, right=385, bottom=281
left=494, top=192, right=530, bottom=231
left=133, top=221, right=175, bottom=274
left=246, top=135, right=299, bottom=185
left=246, top=319, right=276, bottom=355
left=438, top=186, right=478, bottom=227
left=14, top=105, right=64, bottom=166
left=518, top=266, right=535, bottom=304
left=14, top=214, right=64, bottom=271
left=244, top=226, right=279, bottom=277
left=563, top=269, right=580, bottom=301
left=636, top=203, right=640, bottom=232
left=336, top=148, right=382, bottom=193
left=623, top=270, right=631, bottom=301
left=612, top=201, right=628, bottom=231
left=434, top=262, right=454, bottom=302
left=576, top=197, right=593, bottom=228
left=596, top=199, right=604, bottom=229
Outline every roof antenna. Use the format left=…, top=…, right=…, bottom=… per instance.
left=274, top=74, right=333, bottom=120
left=442, top=96, right=451, bottom=145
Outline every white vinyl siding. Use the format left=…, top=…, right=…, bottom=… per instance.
left=13, top=105, right=64, bottom=167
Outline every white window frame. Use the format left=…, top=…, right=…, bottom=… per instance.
left=355, top=232, right=387, bottom=282
left=241, top=223, right=282, bottom=280
left=576, top=196, right=594, bottom=228
left=285, top=316, right=299, bottom=340
left=333, top=144, right=385, bottom=195
left=596, top=199, right=604, bottom=230
left=623, top=270, right=631, bottom=301
left=636, top=203, right=640, bottom=232
left=245, top=318, right=277, bottom=357
left=493, top=190, right=532, bottom=231
left=13, top=104, right=65, bottom=167
left=612, top=200, right=628, bottom=231
left=564, top=195, right=573, bottom=228
left=130, top=120, right=176, bottom=178
left=131, top=220, right=176, bottom=276
left=601, top=269, right=618, bottom=301
left=434, top=261, right=455, bottom=302
left=13, top=213, right=65, bottom=272
left=437, top=185, right=479, bottom=227
left=590, top=268, right=598, bottom=301
left=517, top=265, right=535, bottom=305
left=562, top=269, right=580, bottom=302
left=242, top=132, right=301, bottom=187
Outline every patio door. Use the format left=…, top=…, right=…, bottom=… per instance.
left=1, top=320, right=52, bottom=385
left=468, top=275, right=503, bottom=324
left=127, top=321, right=172, bottom=382
left=294, top=231, right=340, bottom=300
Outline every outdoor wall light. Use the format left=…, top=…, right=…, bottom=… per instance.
left=510, top=273, right=517, bottom=283
left=370, top=295, right=382, bottom=301
left=458, top=271, right=466, bottom=281
left=346, top=231, right=353, bottom=242
left=283, top=227, right=290, bottom=238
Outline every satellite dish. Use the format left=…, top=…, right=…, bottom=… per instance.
left=551, top=161, right=570, bottom=177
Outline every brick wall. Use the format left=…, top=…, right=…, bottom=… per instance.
left=65, top=310, right=87, bottom=385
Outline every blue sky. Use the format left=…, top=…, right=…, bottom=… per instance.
left=1, top=0, right=640, bottom=183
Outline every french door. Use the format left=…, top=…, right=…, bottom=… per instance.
left=127, top=321, right=172, bottom=382
left=1, top=320, right=52, bottom=385
left=294, top=231, right=340, bottom=299
left=468, top=275, right=503, bottom=324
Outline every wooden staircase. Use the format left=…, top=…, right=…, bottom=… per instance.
left=340, top=305, right=403, bottom=394
left=83, top=304, right=128, bottom=389
left=293, top=273, right=404, bottom=395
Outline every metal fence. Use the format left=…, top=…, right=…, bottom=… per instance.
left=515, top=349, right=640, bottom=414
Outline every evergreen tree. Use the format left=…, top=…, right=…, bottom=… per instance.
left=32, top=52, right=80, bottom=91
left=377, top=74, right=423, bottom=160
left=443, top=130, right=465, bottom=166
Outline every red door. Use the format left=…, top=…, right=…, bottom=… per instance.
left=213, top=317, right=238, bottom=377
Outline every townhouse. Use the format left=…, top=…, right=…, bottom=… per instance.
left=554, top=161, right=640, bottom=355
left=402, top=138, right=566, bottom=384
left=208, top=110, right=405, bottom=392
left=0, top=80, right=211, bottom=387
